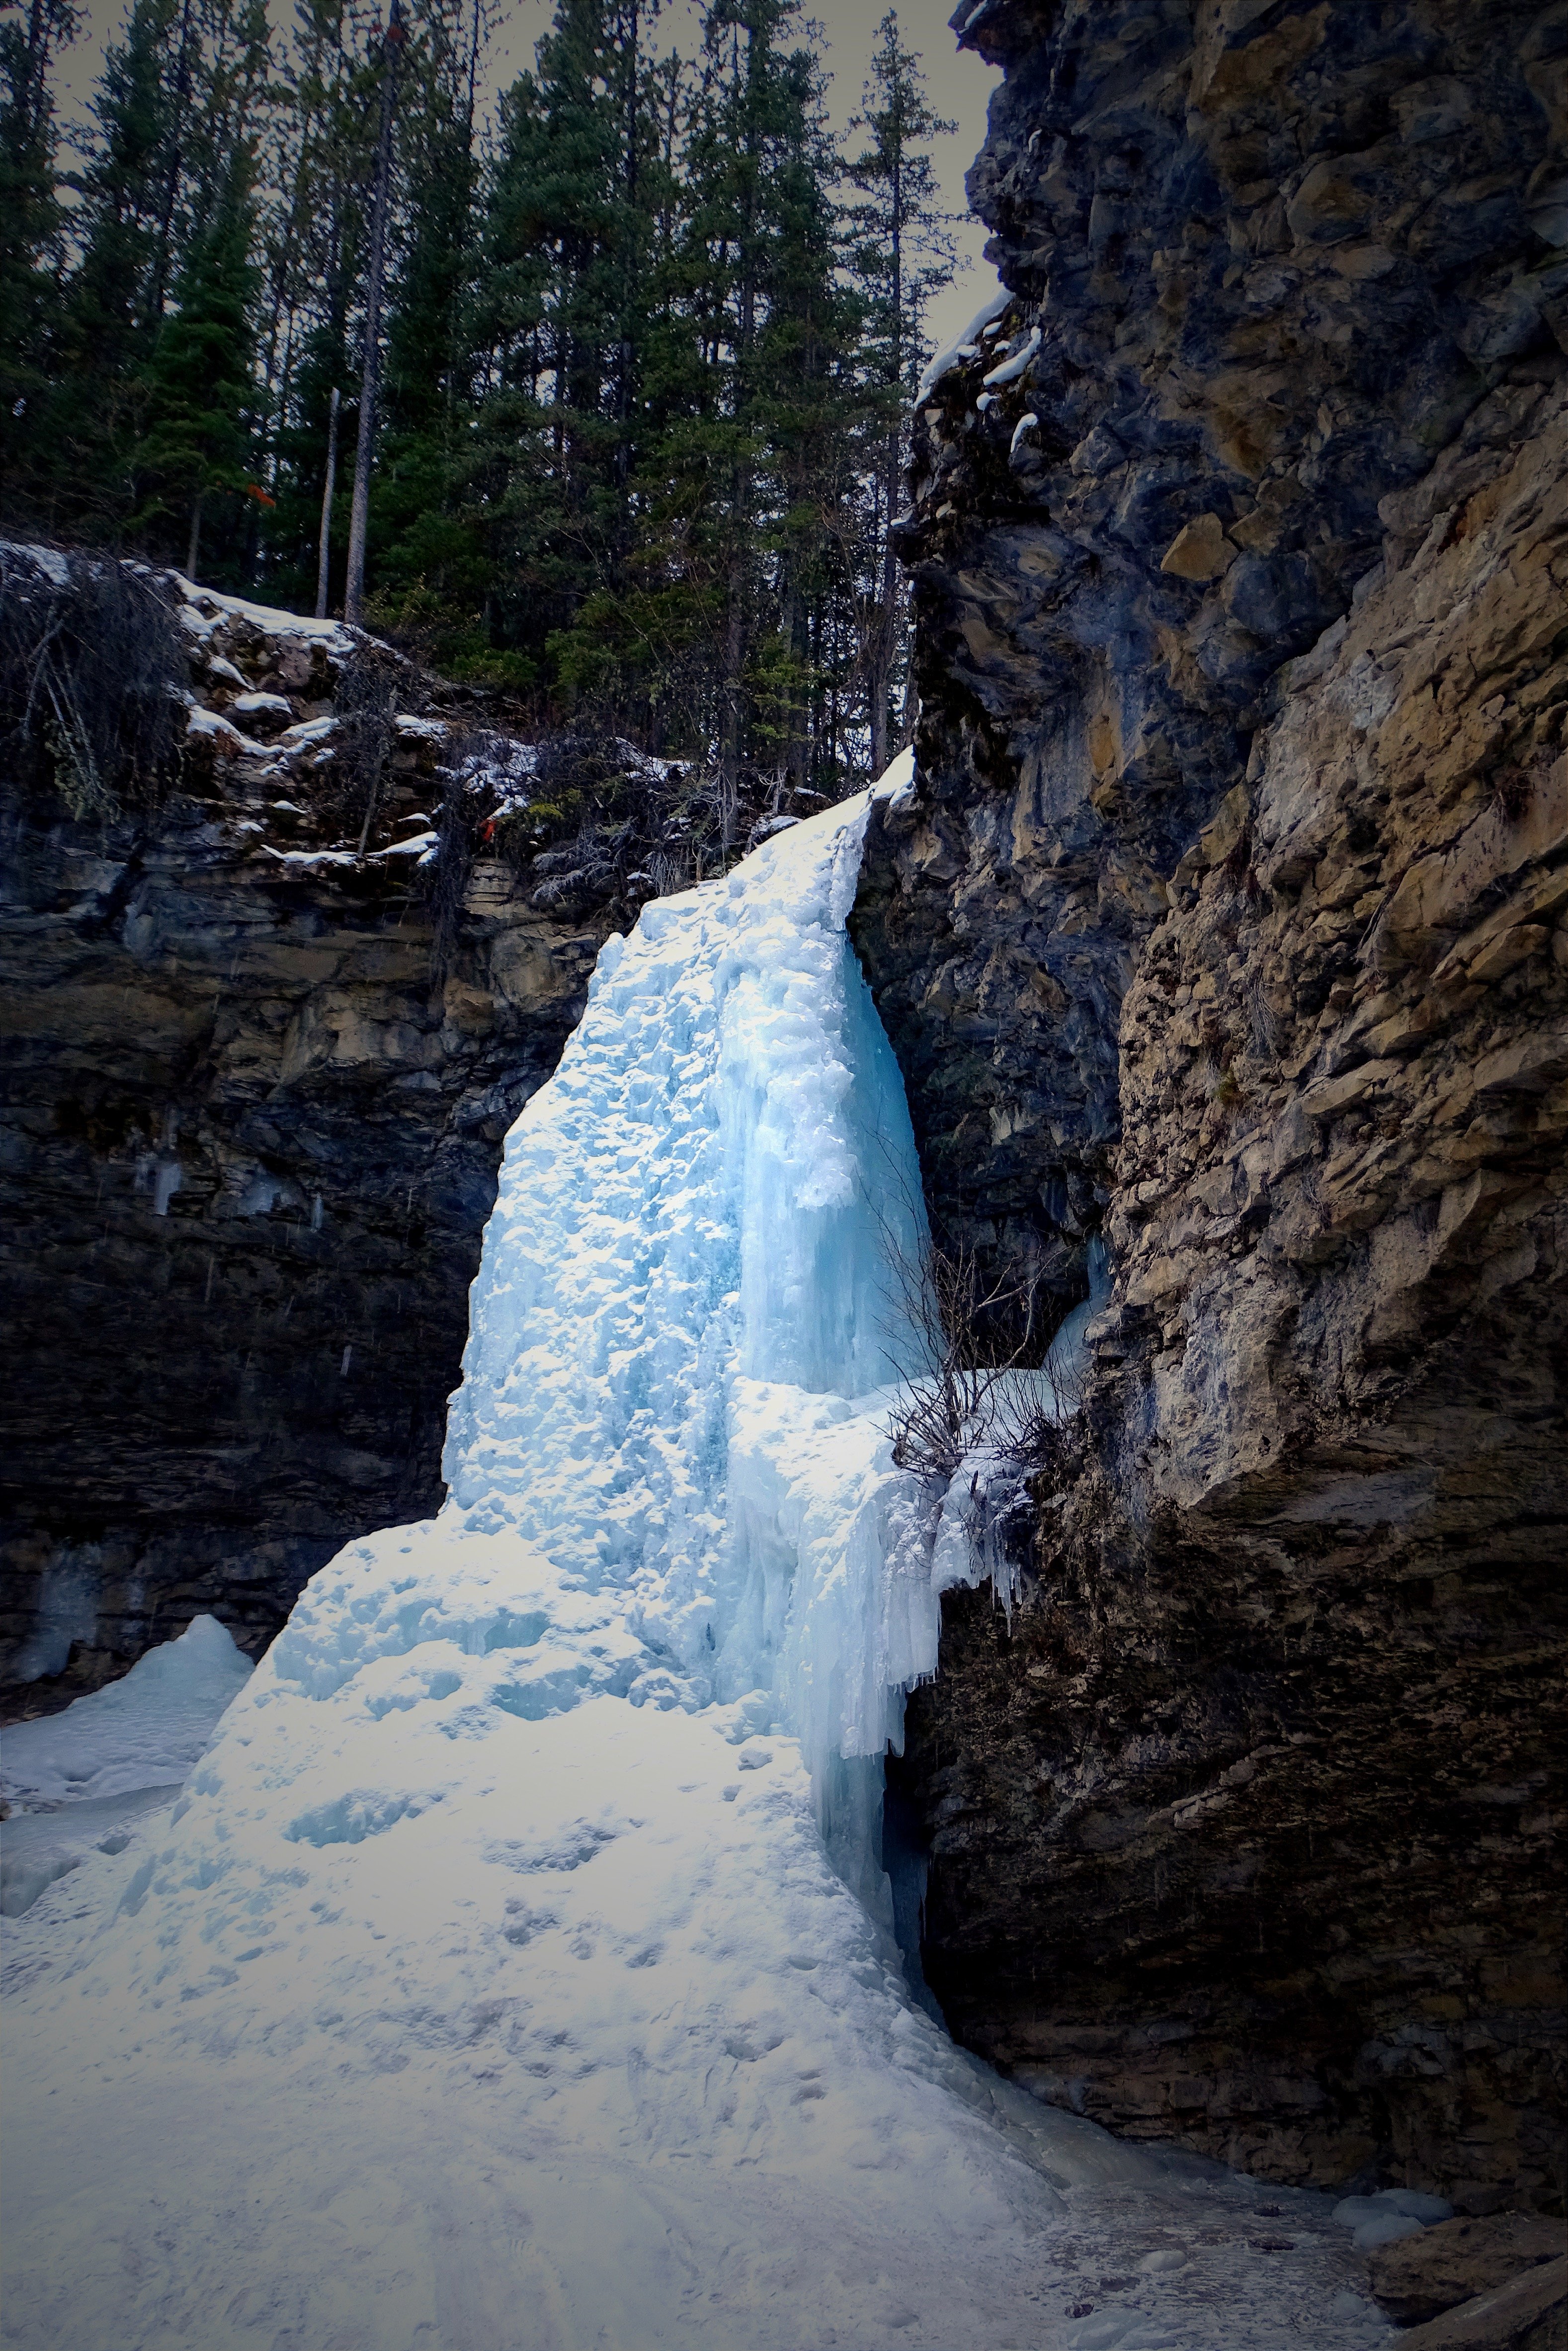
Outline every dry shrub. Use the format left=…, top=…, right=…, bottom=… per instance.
left=0, top=545, right=184, bottom=820
left=874, top=1165, right=1093, bottom=1482
left=418, top=735, right=481, bottom=985
left=331, top=642, right=405, bottom=850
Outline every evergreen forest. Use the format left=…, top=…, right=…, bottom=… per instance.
left=0, top=0, right=964, bottom=790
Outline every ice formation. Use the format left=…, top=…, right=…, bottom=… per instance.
left=2, top=791, right=1390, bottom=2349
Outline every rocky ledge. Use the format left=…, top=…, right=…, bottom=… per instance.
left=855, top=0, right=1567, bottom=2210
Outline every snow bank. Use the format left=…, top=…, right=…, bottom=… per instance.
left=1, top=1617, right=253, bottom=1920
left=0, top=1784, right=184, bottom=1920
left=1, top=791, right=1382, bottom=2349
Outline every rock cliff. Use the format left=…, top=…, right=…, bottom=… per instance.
left=853, top=0, right=1567, bottom=2212
left=0, top=570, right=628, bottom=1706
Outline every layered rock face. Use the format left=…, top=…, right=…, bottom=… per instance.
left=0, top=581, right=613, bottom=1707
left=856, top=0, right=1567, bottom=2208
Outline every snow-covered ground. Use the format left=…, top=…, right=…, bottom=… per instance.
left=2, top=784, right=1408, bottom=2348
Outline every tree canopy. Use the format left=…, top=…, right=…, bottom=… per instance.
left=0, top=0, right=963, bottom=795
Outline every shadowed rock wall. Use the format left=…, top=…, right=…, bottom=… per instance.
left=0, top=586, right=606, bottom=1709
left=854, top=0, right=1567, bottom=2209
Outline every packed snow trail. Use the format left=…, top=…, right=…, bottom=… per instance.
left=2, top=784, right=1390, bottom=2349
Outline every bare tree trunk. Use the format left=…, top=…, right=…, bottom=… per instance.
left=315, top=386, right=340, bottom=619
left=343, top=2, right=404, bottom=628
left=186, top=493, right=202, bottom=581
left=719, top=546, right=744, bottom=856
left=718, top=444, right=749, bottom=857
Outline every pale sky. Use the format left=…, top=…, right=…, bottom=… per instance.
left=53, top=0, right=1002, bottom=349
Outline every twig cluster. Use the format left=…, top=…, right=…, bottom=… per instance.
left=0, top=546, right=184, bottom=821
left=871, top=1159, right=1089, bottom=1482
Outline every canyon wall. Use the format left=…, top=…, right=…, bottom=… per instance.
left=853, top=0, right=1567, bottom=2209
left=2, top=0, right=1563, bottom=2222
left=0, top=582, right=615, bottom=1707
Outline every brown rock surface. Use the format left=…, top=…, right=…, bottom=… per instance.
left=856, top=0, right=1567, bottom=2210
left=1392, top=2257, right=1567, bottom=2351
left=1368, top=2216, right=1567, bottom=2324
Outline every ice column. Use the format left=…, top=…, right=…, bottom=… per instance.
left=441, top=787, right=940, bottom=1799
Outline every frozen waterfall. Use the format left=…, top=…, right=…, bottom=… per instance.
left=0, top=781, right=1388, bottom=2351
left=437, top=783, right=947, bottom=1807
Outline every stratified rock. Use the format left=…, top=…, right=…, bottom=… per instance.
left=0, top=571, right=617, bottom=1703
left=1392, top=2257, right=1567, bottom=2351
left=856, top=0, right=1567, bottom=2210
left=1369, top=2217, right=1567, bottom=2324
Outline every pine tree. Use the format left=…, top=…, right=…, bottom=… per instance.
left=468, top=0, right=668, bottom=702
left=120, top=0, right=268, bottom=575
left=135, top=126, right=262, bottom=575
left=678, top=0, right=871, bottom=810
left=27, top=0, right=182, bottom=535
left=251, top=0, right=374, bottom=609
left=0, top=0, right=77, bottom=499
left=845, top=9, right=958, bottom=774
left=368, top=0, right=491, bottom=645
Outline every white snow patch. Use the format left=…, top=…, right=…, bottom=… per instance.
left=258, top=845, right=358, bottom=868
left=369, top=829, right=437, bottom=859
left=915, top=283, right=1012, bottom=401
left=185, top=704, right=264, bottom=754
left=1333, top=2188, right=1454, bottom=2249
left=275, top=714, right=336, bottom=749
left=172, top=575, right=358, bottom=655
left=871, top=744, right=917, bottom=809
left=4, top=541, right=71, bottom=586
left=983, top=325, right=1042, bottom=388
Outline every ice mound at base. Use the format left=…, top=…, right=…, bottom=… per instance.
left=0, top=1614, right=253, bottom=1807
left=1, top=790, right=1381, bottom=2350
